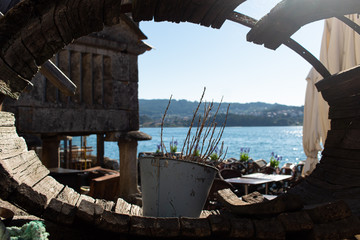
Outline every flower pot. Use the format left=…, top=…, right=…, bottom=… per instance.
left=139, top=156, right=218, bottom=217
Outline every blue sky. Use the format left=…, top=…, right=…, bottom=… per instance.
left=137, top=0, right=325, bottom=106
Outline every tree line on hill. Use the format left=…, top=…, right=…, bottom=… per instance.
left=139, top=99, right=304, bottom=127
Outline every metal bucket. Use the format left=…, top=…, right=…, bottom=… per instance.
left=139, top=156, right=218, bottom=217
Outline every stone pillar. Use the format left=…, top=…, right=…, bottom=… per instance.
left=118, top=139, right=140, bottom=199
left=41, top=136, right=60, bottom=168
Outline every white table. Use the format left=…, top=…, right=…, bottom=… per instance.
left=225, top=173, right=292, bottom=195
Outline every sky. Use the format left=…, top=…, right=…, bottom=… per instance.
left=137, top=0, right=325, bottom=106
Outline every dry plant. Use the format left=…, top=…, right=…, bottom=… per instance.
left=160, top=88, right=229, bottom=163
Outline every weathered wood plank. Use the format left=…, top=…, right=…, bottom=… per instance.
left=288, top=178, right=333, bottom=205
left=95, top=199, right=115, bottom=211
left=115, top=198, right=131, bottom=215
left=44, top=198, right=77, bottom=225
left=277, top=211, right=313, bottom=232
left=325, top=129, right=360, bottom=150
left=329, top=106, right=360, bottom=119
left=40, top=3, right=65, bottom=55
left=316, top=65, right=360, bottom=92
left=19, top=17, right=53, bottom=67
left=0, top=136, right=27, bottom=159
left=199, top=210, right=214, bottom=218
left=211, top=0, right=245, bottom=29
left=76, top=194, right=95, bottom=207
left=43, top=197, right=63, bottom=223
left=0, top=111, right=14, bottom=127
left=65, top=0, right=86, bottom=39
left=217, top=189, right=303, bottom=216
left=229, top=217, right=254, bottom=238
left=0, top=162, right=18, bottom=199
left=130, top=204, right=142, bottom=216
left=152, top=217, right=180, bottom=237
left=3, top=37, right=37, bottom=79
left=188, top=0, right=217, bottom=24
left=97, top=210, right=130, bottom=233
left=330, top=117, right=360, bottom=130
left=320, top=156, right=360, bottom=170
left=58, top=202, right=77, bottom=225
left=77, top=0, right=104, bottom=36
left=0, top=57, right=32, bottom=99
left=200, top=0, right=224, bottom=27
left=303, top=174, right=347, bottom=191
left=0, top=126, right=17, bottom=137
left=164, top=0, right=183, bottom=23
left=314, top=162, right=360, bottom=186
left=247, top=0, right=360, bottom=50
left=327, top=94, right=360, bottom=110
left=173, top=0, right=194, bottom=23
left=199, top=210, right=219, bottom=218
left=310, top=216, right=360, bottom=240
left=129, top=216, right=155, bottom=237
left=57, top=186, right=81, bottom=206
left=172, top=0, right=191, bottom=23
left=132, top=0, right=158, bottom=22
left=305, top=200, right=352, bottom=224
left=54, top=0, right=74, bottom=45
left=253, top=218, right=285, bottom=240
left=207, top=215, right=231, bottom=235
left=322, top=147, right=360, bottom=160
left=1, top=151, right=49, bottom=187
left=154, top=0, right=179, bottom=22
left=33, top=176, right=64, bottom=205
left=9, top=183, right=47, bottom=216
left=103, top=0, right=123, bottom=26
left=242, top=191, right=267, bottom=204
left=76, top=199, right=104, bottom=223
left=180, top=217, right=211, bottom=237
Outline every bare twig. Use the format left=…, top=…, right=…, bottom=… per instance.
left=181, top=87, right=206, bottom=157
left=160, top=88, right=229, bottom=165
left=160, top=95, right=173, bottom=154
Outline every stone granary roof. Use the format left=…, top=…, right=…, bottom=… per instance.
left=1, top=0, right=360, bottom=239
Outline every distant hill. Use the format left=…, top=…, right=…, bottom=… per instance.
left=139, top=99, right=304, bottom=127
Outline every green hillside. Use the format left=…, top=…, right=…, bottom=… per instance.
left=139, top=99, right=304, bottom=127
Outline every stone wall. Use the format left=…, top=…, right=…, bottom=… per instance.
left=4, top=19, right=150, bottom=135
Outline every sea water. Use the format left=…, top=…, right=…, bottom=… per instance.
left=73, top=126, right=308, bottom=167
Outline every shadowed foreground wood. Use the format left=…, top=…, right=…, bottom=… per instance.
left=217, top=189, right=303, bottom=216
left=1, top=111, right=360, bottom=239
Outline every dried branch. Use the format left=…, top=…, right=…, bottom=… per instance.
left=181, top=87, right=206, bottom=157
left=160, top=95, right=172, bottom=154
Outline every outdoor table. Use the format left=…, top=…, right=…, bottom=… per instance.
left=242, top=173, right=293, bottom=182
left=225, top=173, right=292, bottom=195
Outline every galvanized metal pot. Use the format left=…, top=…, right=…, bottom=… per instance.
left=139, top=156, right=218, bottom=217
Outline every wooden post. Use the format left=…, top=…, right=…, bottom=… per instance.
left=97, top=133, right=105, bottom=167
left=68, top=138, right=72, bottom=169
left=41, top=136, right=60, bottom=168
left=63, top=139, right=68, bottom=168
left=118, top=139, right=140, bottom=199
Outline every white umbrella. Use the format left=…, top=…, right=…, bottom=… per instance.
left=302, top=15, right=360, bottom=177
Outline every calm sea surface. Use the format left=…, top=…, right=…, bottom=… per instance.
left=74, top=126, right=307, bottom=167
